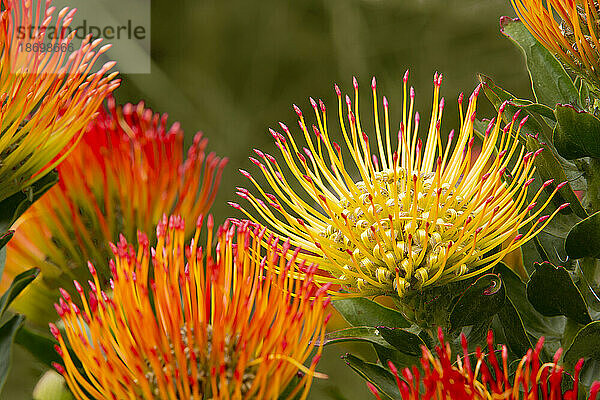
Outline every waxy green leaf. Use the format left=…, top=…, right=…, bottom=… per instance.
left=565, top=210, right=600, bottom=259
left=333, top=298, right=409, bottom=328
left=0, top=315, right=25, bottom=393
left=449, top=274, right=505, bottom=331
left=377, top=327, right=426, bottom=357
left=0, top=268, right=40, bottom=319
left=500, top=18, right=578, bottom=107
left=564, top=321, right=600, bottom=367
left=342, top=353, right=402, bottom=399
left=527, top=262, right=591, bottom=325
left=554, top=104, right=600, bottom=160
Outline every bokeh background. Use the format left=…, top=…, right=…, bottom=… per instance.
left=7, top=0, right=535, bottom=398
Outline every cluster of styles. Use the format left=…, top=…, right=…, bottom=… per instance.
left=2, top=0, right=600, bottom=399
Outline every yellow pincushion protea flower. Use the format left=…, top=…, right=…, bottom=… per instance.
left=1, top=99, right=227, bottom=324
left=50, top=216, right=330, bottom=400
left=0, top=0, right=119, bottom=201
left=512, top=0, right=600, bottom=87
left=232, top=74, right=567, bottom=297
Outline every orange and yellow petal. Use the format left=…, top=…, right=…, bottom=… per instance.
left=1, top=99, right=227, bottom=324
left=51, top=215, right=330, bottom=400
left=512, top=0, right=600, bottom=87
left=0, top=0, right=119, bottom=201
left=235, top=74, right=565, bottom=298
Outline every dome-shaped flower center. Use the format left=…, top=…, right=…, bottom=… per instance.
left=321, top=167, right=475, bottom=295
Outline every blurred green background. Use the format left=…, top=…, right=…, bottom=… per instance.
left=7, top=0, right=535, bottom=398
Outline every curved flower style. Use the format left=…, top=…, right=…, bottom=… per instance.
left=50, top=216, right=330, bottom=400
left=233, top=74, right=566, bottom=297
left=511, top=0, right=600, bottom=87
left=367, top=328, right=600, bottom=400
left=0, top=0, right=119, bottom=201
left=2, top=98, right=227, bottom=323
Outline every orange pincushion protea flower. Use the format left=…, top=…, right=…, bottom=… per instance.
left=50, top=216, right=330, bottom=400
left=511, top=0, right=600, bottom=87
left=0, top=0, right=119, bottom=201
left=2, top=98, right=227, bottom=323
left=367, top=328, right=600, bottom=400
left=233, top=74, right=566, bottom=298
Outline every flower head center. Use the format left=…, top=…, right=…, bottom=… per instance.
left=322, top=167, right=476, bottom=295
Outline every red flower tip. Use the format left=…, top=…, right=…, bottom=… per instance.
left=558, top=203, right=571, bottom=211
left=52, top=362, right=66, bottom=375
left=73, top=280, right=83, bottom=294
left=293, top=104, right=303, bottom=118
left=87, top=261, right=96, bottom=275
left=59, top=288, right=71, bottom=302
left=49, top=323, right=60, bottom=340
left=334, top=84, right=341, bottom=97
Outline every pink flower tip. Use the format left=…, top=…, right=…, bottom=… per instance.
left=228, top=202, right=242, bottom=210
left=366, top=382, right=379, bottom=395
left=371, top=76, right=376, bottom=90
left=59, top=288, right=71, bottom=302
left=334, top=83, right=341, bottom=96
left=293, top=104, right=302, bottom=117
left=558, top=203, right=571, bottom=211
left=87, top=261, right=96, bottom=275
left=52, top=362, right=66, bottom=375
left=499, top=101, right=508, bottom=114
left=537, top=215, right=550, bottom=224
left=49, top=323, right=60, bottom=340
left=239, top=169, right=252, bottom=179
left=556, top=181, right=568, bottom=190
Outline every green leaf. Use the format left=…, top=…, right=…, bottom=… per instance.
left=377, top=327, right=425, bottom=357
left=0, top=170, right=58, bottom=228
left=14, top=327, right=61, bottom=370
left=449, top=274, right=505, bottom=332
left=0, top=314, right=26, bottom=393
left=0, top=231, right=13, bottom=282
left=554, top=104, right=600, bottom=159
left=496, top=297, right=534, bottom=357
left=564, top=321, right=600, bottom=367
left=494, top=262, right=565, bottom=337
left=519, top=103, right=556, bottom=121
left=342, top=353, right=402, bottom=399
left=527, top=262, right=591, bottom=325
left=0, top=267, right=40, bottom=319
left=478, top=74, right=587, bottom=220
left=333, top=298, right=409, bottom=328
left=565, top=210, right=600, bottom=259
left=0, top=231, right=13, bottom=251
left=316, top=327, right=393, bottom=350
left=500, top=17, right=578, bottom=107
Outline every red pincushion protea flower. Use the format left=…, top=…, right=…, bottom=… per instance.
left=367, top=328, right=600, bottom=400
left=0, top=0, right=119, bottom=201
left=50, top=216, right=330, bottom=400
left=1, top=98, right=227, bottom=324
